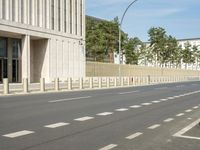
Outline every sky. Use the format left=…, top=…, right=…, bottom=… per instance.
left=86, top=0, right=200, bottom=42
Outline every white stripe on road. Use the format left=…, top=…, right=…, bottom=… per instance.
left=152, top=101, right=161, bottom=103
left=74, top=116, right=94, bottom=121
left=97, top=112, right=113, bottom=116
left=142, top=103, right=152, bottom=106
left=160, top=99, right=168, bottom=101
left=115, top=108, right=129, bottom=112
left=126, top=132, right=143, bottom=140
left=193, top=106, right=199, bottom=109
left=148, top=124, right=161, bottom=129
left=164, top=118, right=174, bottom=122
left=173, top=96, right=180, bottom=98
left=118, top=91, right=139, bottom=95
left=99, top=144, right=118, bottom=150
left=49, top=96, right=91, bottom=103
left=176, top=113, right=185, bottom=117
left=168, top=97, right=175, bottom=100
left=3, top=130, right=34, bottom=138
left=173, top=119, right=200, bottom=140
left=130, top=105, right=141, bottom=108
left=185, top=109, right=192, bottom=113
left=44, top=122, right=70, bottom=128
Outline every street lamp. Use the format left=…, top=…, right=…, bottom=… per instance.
left=118, top=0, right=139, bottom=77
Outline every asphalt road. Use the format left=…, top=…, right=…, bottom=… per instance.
left=0, top=81, right=200, bottom=150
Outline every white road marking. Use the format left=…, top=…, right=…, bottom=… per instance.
left=126, top=132, right=143, bottom=140
left=44, top=122, right=70, bottom=128
left=185, top=109, right=192, bottom=113
left=160, top=99, right=168, bottom=101
left=74, top=116, right=94, bottom=121
left=164, top=118, right=174, bottom=122
left=176, top=113, right=185, bottom=117
left=97, top=112, right=113, bottom=116
left=130, top=105, right=141, bottom=108
left=173, top=96, right=180, bottom=98
left=193, top=106, right=199, bottom=109
left=152, top=101, right=161, bottom=103
left=118, top=91, right=139, bottom=95
left=115, top=108, right=129, bottom=112
left=148, top=124, right=161, bottom=129
left=99, top=144, right=118, bottom=150
left=142, top=103, right=152, bottom=106
left=173, top=118, right=200, bottom=140
left=3, top=130, right=34, bottom=138
left=49, top=96, right=91, bottom=103
left=168, top=97, right=175, bottom=100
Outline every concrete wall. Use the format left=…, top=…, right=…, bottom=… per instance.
left=86, top=62, right=200, bottom=77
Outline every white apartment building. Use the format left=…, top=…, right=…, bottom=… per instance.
left=0, top=0, right=85, bottom=83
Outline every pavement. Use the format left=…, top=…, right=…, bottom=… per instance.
left=0, top=81, right=200, bottom=150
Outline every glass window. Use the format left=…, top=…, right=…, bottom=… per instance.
left=70, top=0, right=72, bottom=34
left=12, top=39, right=21, bottom=59
left=51, top=0, right=54, bottom=30
left=0, top=38, right=7, bottom=58
left=58, top=0, right=61, bottom=31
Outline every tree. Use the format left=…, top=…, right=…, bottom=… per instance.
left=124, top=37, right=142, bottom=64
left=182, top=42, right=195, bottom=69
left=192, top=45, right=200, bottom=70
left=148, top=27, right=168, bottom=66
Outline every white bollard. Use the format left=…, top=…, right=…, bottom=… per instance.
left=89, top=77, right=93, bottom=89
left=68, top=78, right=72, bottom=90
left=107, top=77, right=110, bottom=88
left=114, top=77, right=117, bottom=87
left=40, top=78, right=45, bottom=92
left=23, top=78, right=28, bottom=93
left=55, top=78, right=59, bottom=91
left=3, top=78, right=9, bottom=95
left=121, top=77, right=124, bottom=86
left=80, top=78, right=83, bottom=89
left=99, top=77, right=102, bottom=88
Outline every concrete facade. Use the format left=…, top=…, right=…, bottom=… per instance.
left=0, top=0, right=85, bottom=83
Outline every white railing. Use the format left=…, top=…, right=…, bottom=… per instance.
left=0, top=76, right=200, bottom=95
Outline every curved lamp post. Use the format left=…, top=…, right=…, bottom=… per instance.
left=118, top=0, right=139, bottom=77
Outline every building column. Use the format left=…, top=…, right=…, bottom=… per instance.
left=5, top=0, right=9, bottom=20
left=21, top=35, right=31, bottom=82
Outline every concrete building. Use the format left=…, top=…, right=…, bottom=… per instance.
left=0, top=0, right=85, bottom=83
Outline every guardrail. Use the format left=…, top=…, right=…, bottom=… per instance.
left=0, top=76, right=199, bottom=95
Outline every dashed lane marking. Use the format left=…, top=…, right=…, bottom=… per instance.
left=115, top=108, right=129, bottom=112
left=160, top=99, right=168, bottom=101
left=74, top=116, right=94, bottom=121
left=176, top=113, right=185, bottom=117
left=193, top=106, right=199, bottom=109
left=48, top=96, right=91, bottom=103
left=99, top=144, right=118, bottom=150
left=130, top=105, right=141, bottom=108
left=168, top=97, right=175, bottom=100
left=148, top=124, right=161, bottom=129
left=125, top=132, right=143, bottom=140
left=185, top=109, right=192, bottom=113
left=164, top=118, right=174, bottom=122
left=3, top=130, right=35, bottom=138
left=152, top=101, right=161, bottom=103
left=118, top=91, right=139, bottom=95
left=141, top=103, right=152, bottom=106
left=97, top=112, right=113, bottom=116
left=44, top=122, right=70, bottom=128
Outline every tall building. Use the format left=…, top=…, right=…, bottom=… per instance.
left=0, top=0, right=85, bottom=83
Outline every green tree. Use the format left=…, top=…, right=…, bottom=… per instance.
left=124, top=37, right=143, bottom=64
left=148, top=27, right=168, bottom=66
left=182, top=42, right=195, bottom=69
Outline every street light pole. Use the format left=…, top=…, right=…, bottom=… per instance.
left=118, top=0, right=139, bottom=78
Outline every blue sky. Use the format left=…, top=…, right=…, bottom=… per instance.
left=86, top=0, right=200, bottom=42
